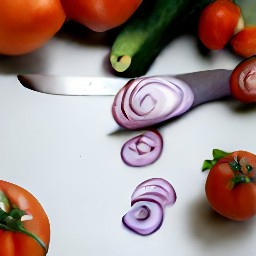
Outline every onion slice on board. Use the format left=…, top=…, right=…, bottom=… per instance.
left=131, top=184, right=174, bottom=208
left=132, top=178, right=177, bottom=206
left=122, top=201, right=164, bottom=236
left=121, top=130, right=163, bottom=167
left=122, top=178, right=176, bottom=235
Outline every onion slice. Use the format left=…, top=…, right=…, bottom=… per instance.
left=131, top=184, right=171, bottom=207
left=121, top=130, right=163, bottom=167
left=122, top=201, right=164, bottom=236
left=132, top=178, right=177, bottom=206
left=112, top=76, right=194, bottom=129
left=122, top=178, right=177, bottom=235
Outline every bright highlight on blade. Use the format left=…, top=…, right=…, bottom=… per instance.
left=17, top=74, right=128, bottom=96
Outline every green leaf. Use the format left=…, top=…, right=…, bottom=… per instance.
left=202, top=149, right=230, bottom=171
left=212, top=149, right=230, bottom=160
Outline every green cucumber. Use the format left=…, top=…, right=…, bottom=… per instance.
left=110, top=0, right=212, bottom=77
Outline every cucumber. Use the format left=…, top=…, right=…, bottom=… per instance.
left=110, top=0, right=212, bottom=77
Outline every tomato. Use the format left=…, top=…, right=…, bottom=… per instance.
left=230, top=55, right=256, bottom=103
left=202, top=149, right=256, bottom=221
left=0, top=0, right=66, bottom=55
left=60, top=0, right=142, bottom=32
left=0, top=180, right=50, bottom=256
left=230, top=26, right=256, bottom=58
left=198, top=0, right=243, bottom=50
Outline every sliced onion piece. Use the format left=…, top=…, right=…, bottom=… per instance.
left=112, top=76, right=194, bottom=129
left=122, top=201, right=164, bottom=236
left=133, top=178, right=177, bottom=206
left=131, top=193, right=170, bottom=208
left=131, top=184, right=171, bottom=207
left=121, top=130, right=163, bottom=167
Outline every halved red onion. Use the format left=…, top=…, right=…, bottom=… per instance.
left=112, top=76, right=194, bottom=129
left=121, top=130, right=163, bottom=167
left=122, top=201, right=164, bottom=235
left=122, top=178, right=176, bottom=235
left=133, top=178, right=177, bottom=206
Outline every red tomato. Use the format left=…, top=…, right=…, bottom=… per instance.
left=203, top=150, right=256, bottom=221
left=230, top=26, right=256, bottom=58
left=0, top=180, right=50, bottom=256
left=60, top=0, right=142, bottom=32
left=230, top=55, right=256, bottom=102
left=0, top=0, right=66, bottom=55
left=198, top=0, right=242, bottom=50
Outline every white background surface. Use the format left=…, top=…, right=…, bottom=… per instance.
left=0, top=22, right=255, bottom=256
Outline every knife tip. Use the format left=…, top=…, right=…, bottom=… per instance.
left=17, top=74, right=32, bottom=89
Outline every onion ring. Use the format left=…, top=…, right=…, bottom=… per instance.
left=121, top=130, right=163, bottom=167
left=122, top=201, right=163, bottom=236
left=122, top=178, right=176, bottom=235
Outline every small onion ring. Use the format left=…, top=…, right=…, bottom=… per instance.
left=121, top=130, right=163, bottom=167
left=122, top=201, right=164, bottom=236
left=133, top=178, right=177, bottom=206
left=112, top=76, right=194, bottom=129
left=131, top=184, right=171, bottom=207
left=122, top=178, right=176, bottom=235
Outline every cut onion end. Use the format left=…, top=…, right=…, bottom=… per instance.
left=112, top=76, right=194, bottom=129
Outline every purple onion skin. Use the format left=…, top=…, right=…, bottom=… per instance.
left=176, top=69, right=232, bottom=107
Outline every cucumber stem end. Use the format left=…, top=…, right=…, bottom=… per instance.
left=110, top=55, right=131, bottom=72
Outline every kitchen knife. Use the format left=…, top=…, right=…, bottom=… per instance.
left=17, top=74, right=129, bottom=96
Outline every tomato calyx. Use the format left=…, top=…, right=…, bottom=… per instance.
left=202, top=149, right=230, bottom=171
left=202, top=149, right=256, bottom=186
left=0, top=191, right=48, bottom=254
left=229, top=156, right=256, bottom=185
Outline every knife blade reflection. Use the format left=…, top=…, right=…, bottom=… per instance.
left=17, top=74, right=129, bottom=96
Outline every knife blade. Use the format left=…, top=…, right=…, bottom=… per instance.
left=17, top=74, right=129, bottom=96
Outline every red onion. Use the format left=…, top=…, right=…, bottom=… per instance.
left=121, top=130, right=163, bottom=167
left=131, top=184, right=171, bottom=207
left=112, top=70, right=232, bottom=130
left=122, top=201, right=163, bottom=236
left=131, top=178, right=176, bottom=207
left=112, top=76, right=194, bottom=129
left=122, top=178, right=176, bottom=235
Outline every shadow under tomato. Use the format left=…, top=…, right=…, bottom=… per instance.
left=56, top=20, right=116, bottom=47
left=229, top=100, right=256, bottom=114
left=188, top=196, right=255, bottom=246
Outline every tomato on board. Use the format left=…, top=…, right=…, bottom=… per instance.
left=230, top=55, right=256, bottom=103
left=60, top=0, right=142, bottom=32
left=202, top=149, right=256, bottom=221
left=0, top=0, right=66, bottom=55
left=0, top=180, right=50, bottom=256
